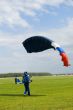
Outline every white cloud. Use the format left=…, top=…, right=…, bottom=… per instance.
left=0, top=0, right=30, bottom=28
left=0, top=0, right=73, bottom=29
left=37, top=0, right=64, bottom=6
left=64, top=0, right=73, bottom=6
left=0, top=33, right=23, bottom=50
left=0, top=17, right=73, bottom=47
left=38, top=17, right=73, bottom=47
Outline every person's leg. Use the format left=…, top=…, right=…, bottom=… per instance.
left=27, top=84, right=30, bottom=96
left=24, top=84, right=27, bottom=95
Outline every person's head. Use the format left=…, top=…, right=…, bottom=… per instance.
left=23, top=72, right=28, bottom=76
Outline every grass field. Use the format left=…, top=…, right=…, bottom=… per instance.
left=0, top=75, right=73, bottom=110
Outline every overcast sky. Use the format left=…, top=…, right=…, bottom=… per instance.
left=0, top=0, right=73, bottom=74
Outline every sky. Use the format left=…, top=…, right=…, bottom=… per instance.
left=0, top=0, right=73, bottom=74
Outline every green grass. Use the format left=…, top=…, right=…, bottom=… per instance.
left=0, top=76, right=73, bottom=110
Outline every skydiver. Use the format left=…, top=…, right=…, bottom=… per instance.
left=22, top=72, right=31, bottom=96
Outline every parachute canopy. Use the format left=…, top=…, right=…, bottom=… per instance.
left=22, top=36, right=70, bottom=67
left=22, top=36, right=55, bottom=53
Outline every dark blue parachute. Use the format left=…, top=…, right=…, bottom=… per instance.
left=22, top=36, right=70, bottom=67
left=22, top=36, right=55, bottom=53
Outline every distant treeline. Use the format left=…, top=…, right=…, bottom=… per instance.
left=0, top=72, right=52, bottom=78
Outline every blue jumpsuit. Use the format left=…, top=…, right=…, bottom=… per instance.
left=22, top=74, right=30, bottom=96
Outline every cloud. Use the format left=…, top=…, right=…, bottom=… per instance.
left=0, top=0, right=73, bottom=29
left=36, top=0, right=73, bottom=7
left=0, top=0, right=30, bottom=28
left=38, top=17, right=73, bottom=47
left=0, top=16, right=73, bottom=47
left=36, top=0, right=64, bottom=6
left=0, top=34, right=21, bottom=46
left=64, top=0, right=73, bottom=6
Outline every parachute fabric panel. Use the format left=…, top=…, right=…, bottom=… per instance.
left=60, top=53, right=70, bottom=66
left=56, top=47, right=70, bottom=66
left=56, top=47, right=65, bottom=53
left=22, top=36, right=55, bottom=53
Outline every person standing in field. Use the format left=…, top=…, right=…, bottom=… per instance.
left=22, top=72, right=31, bottom=96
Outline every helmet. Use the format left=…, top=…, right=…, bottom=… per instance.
left=23, top=72, right=28, bottom=76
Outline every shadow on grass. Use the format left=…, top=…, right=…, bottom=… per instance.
left=0, top=94, right=46, bottom=97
